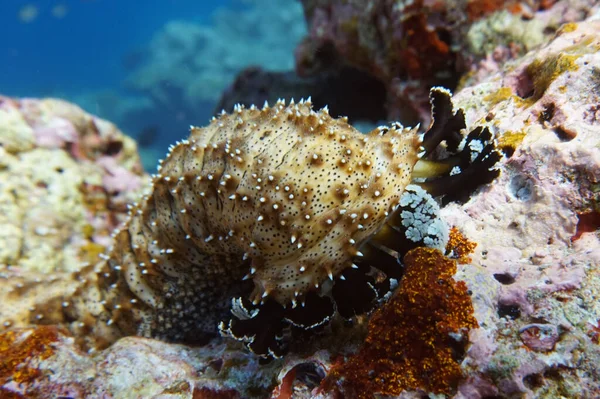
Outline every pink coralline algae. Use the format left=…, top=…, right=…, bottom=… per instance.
left=445, top=17, right=600, bottom=398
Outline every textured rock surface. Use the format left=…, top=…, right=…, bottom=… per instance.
left=0, top=96, right=145, bottom=274
left=0, top=326, right=278, bottom=398
left=296, top=0, right=597, bottom=125
left=444, top=18, right=600, bottom=398
left=0, top=97, right=146, bottom=351
left=1, top=10, right=600, bottom=399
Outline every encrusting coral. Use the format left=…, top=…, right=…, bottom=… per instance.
left=0, top=88, right=500, bottom=360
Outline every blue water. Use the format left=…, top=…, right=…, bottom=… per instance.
left=0, top=0, right=224, bottom=96
left=2, top=0, right=310, bottom=170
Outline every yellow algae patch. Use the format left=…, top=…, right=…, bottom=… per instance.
left=557, top=22, right=578, bottom=35
left=497, top=130, right=527, bottom=154
left=526, top=53, right=580, bottom=100
left=483, top=87, right=528, bottom=108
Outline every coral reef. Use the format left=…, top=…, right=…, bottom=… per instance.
left=126, top=0, right=306, bottom=115
left=1, top=6, right=600, bottom=399
left=2, top=87, right=498, bottom=358
left=0, top=96, right=146, bottom=354
left=0, top=326, right=279, bottom=398
left=441, top=17, right=600, bottom=398
left=296, top=0, right=596, bottom=124
left=0, top=96, right=144, bottom=274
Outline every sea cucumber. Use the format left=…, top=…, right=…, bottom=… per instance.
left=0, top=88, right=501, bottom=357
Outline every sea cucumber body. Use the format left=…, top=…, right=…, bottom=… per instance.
left=99, top=101, right=420, bottom=342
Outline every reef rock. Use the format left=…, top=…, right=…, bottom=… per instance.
left=296, top=0, right=598, bottom=125
left=445, top=18, right=600, bottom=398
left=0, top=96, right=144, bottom=274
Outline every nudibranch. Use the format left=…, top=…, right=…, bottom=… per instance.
left=0, top=88, right=500, bottom=358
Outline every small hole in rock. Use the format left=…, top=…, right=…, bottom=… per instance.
left=293, top=362, right=327, bottom=389
left=514, top=69, right=535, bottom=99
left=498, top=304, right=521, bottom=319
left=552, top=125, right=576, bottom=141
left=105, top=141, right=123, bottom=156
left=493, top=273, right=515, bottom=285
left=571, top=211, right=600, bottom=241
left=509, top=174, right=533, bottom=201
left=538, top=103, right=555, bottom=123
left=543, top=367, right=563, bottom=381
left=523, top=373, right=544, bottom=389
left=500, top=145, right=516, bottom=158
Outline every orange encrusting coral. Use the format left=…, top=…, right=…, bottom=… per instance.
left=446, top=226, right=478, bottom=264
left=320, top=247, right=478, bottom=398
left=0, top=326, right=63, bottom=396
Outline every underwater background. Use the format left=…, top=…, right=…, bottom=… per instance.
left=1, top=0, right=306, bottom=169
left=2, top=1, right=600, bottom=397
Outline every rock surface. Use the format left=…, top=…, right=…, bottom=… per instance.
left=0, top=96, right=145, bottom=274
left=296, top=0, right=598, bottom=125
left=1, top=9, right=600, bottom=399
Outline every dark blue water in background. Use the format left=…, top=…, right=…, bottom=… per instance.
left=0, top=0, right=304, bottom=169
left=0, top=0, right=221, bottom=96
